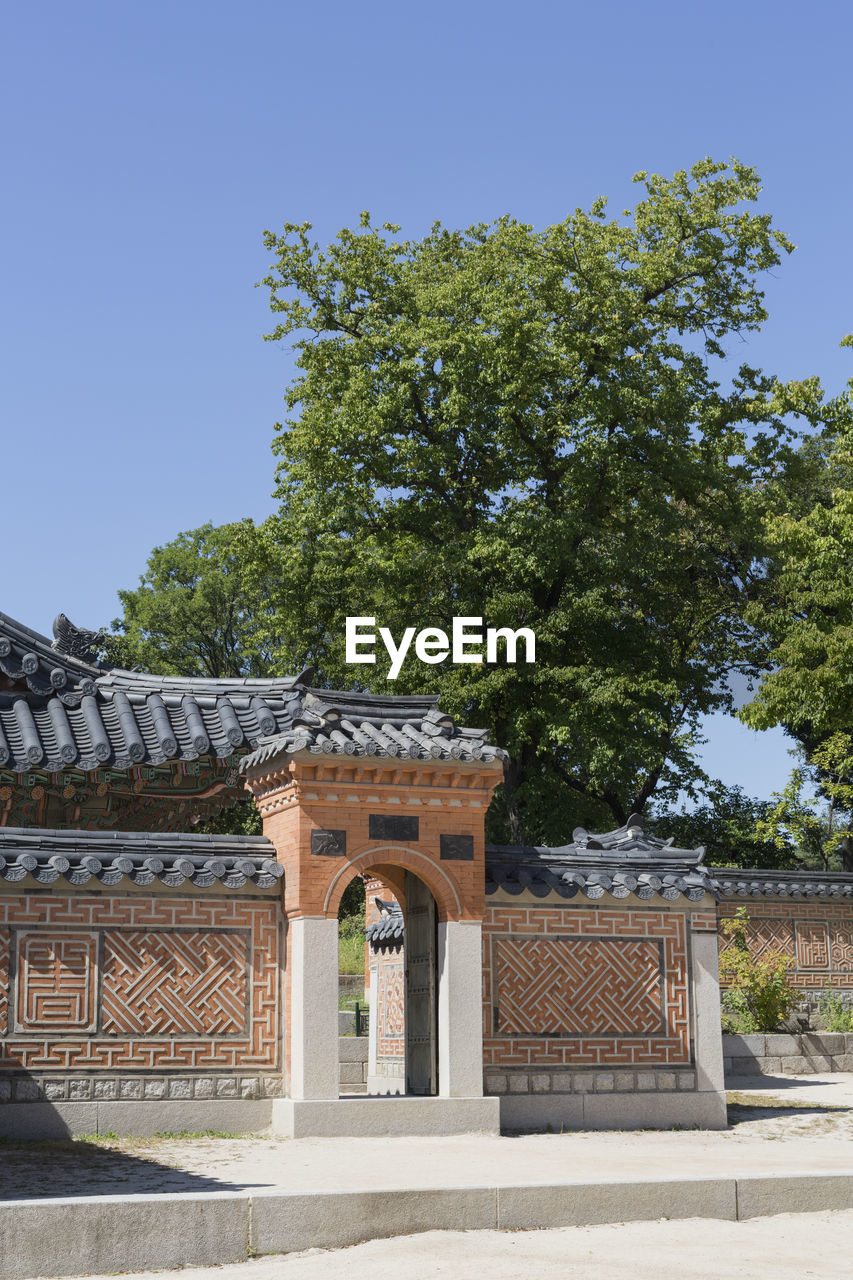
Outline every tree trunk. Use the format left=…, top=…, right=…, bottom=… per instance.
left=839, top=836, right=853, bottom=873
left=503, top=755, right=526, bottom=845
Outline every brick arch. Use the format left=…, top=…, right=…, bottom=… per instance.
left=323, top=845, right=464, bottom=921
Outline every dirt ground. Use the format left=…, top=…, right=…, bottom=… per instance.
left=3, top=1078, right=853, bottom=1200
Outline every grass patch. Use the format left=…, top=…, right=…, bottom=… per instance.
left=0, top=1129, right=269, bottom=1152
left=338, top=925, right=366, bottom=976
left=726, top=1090, right=849, bottom=1112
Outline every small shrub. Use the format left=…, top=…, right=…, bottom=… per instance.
left=719, top=906, right=796, bottom=1032
left=818, top=986, right=853, bottom=1032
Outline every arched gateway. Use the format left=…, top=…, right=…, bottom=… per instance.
left=0, top=608, right=732, bottom=1138
left=240, top=688, right=505, bottom=1135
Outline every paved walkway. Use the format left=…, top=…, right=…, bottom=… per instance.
left=5, top=1077, right=853, bottom=1280
left=2, top=1074, right=853, bottom=1201
left=31, top=1210, right=853, bottom=1280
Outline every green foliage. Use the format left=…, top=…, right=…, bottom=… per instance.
left=741, top=384, right=853, bottom=867
left=752, top=768, right=850, bottom=871
left=250, top=158, right=832, bottom=841
left=104, top=522, right=276, bottom=678
left=105, top=523, right=283, bottom=838
left=817, top=986, right=853, bottom=1032
left=648, top=785, right=799, bottom=868
left=193, top=803, right=262, bottom=837
left=338, top=929, right=367, bottom=977
left=719, top=907, right=797, bottom=1032
left=338, top=876, right=366, bottom=974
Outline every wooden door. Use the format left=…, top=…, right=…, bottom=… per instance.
left=404, top=871, right=437, bottom=1095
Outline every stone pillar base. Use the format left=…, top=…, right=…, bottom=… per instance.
left=271, top=1095, right=500, bottom=1138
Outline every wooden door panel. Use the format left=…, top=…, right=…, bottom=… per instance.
left=404, top=871, right=437, bottom=1095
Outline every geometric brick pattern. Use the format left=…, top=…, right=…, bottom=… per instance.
left=483, top=906, right=690, bottom=1068
left=795, top=920, right=831, bottom=970
left=718, top=916, right=795, bottom=962
left=376, top=960, right=405, bottom=1058
left=494, top=937, right=664, bottom=1036
left=690, top=911, right=719, bottom=932
left=832, top=923, right=853, bottom=970
left=719, top=903, right=853, bottom=991
left=0, top=896, right=279, bottom=1072
left=102, top=931, right=248, bottom=1036
left=17, top=934, right=97, bottom=1031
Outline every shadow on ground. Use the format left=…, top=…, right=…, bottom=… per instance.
left=731, top=1075, right=842, bottom=1091
left=0, top=1135, right=274, bottom=1200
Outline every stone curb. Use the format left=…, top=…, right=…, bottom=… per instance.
left=3, top=1170, right=853, bottom=1279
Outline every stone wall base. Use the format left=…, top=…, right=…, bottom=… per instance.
left=339, top=1035, right=368, bottom=1090
left=499, top=1089, right=727, bottom=1131
left=0, top=1098, right=273, bottom=1139
left=723, top=1032, right=853, bottom=1076
left=485, top=1068, right=698, bottom=1097
left=0, top=1073, right=282, bottom=1106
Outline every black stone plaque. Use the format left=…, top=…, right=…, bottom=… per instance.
left=311, top=829, right=347, bottom=857
left=369, top=813, right=419, bottom=842
left=440, top=833, right=474, bottom=861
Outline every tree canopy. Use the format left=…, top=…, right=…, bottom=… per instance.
left=105, top=522, right=275, bottom=678
left=740, top=364, right=853, bottom=865
left=246, top=158, right=829, bottom=842
left=649, top=785, right=806, bottom=870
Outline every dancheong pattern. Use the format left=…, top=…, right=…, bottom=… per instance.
left=0, top=896, right=279, bottom=1071
left=17, top=934, right=97, bottom=1031
left=483, top=906, right=690, bottom=1067
left=494, top=936, right=664, bottom=1036
left=102, top=931, right=248, bottom=1036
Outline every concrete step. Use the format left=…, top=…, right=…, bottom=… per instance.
left=4, top=1168, right=853, bottom=1279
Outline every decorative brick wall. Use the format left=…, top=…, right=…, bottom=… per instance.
left=0, top=894, right=282, bottom=1105
left=718, top=900, right=853, bottom=998
left=482, top=900, right=714, bottom=1099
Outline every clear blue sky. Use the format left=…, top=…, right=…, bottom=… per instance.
left=2, top=1, right=850, bottom=803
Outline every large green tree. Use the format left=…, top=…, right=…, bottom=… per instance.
left=105, top=521, right=275, bottom=678
left=247, top=159, right=832, bottom=844
left=649, top=785, right=802, bottom=870
left=740, top=361, right=853, bottom=866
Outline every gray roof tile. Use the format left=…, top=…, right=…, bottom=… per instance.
left=712, top=869, right=853, bottom=900
left=366, top=899, right=404, bottom=948
left=0, top=609, right=306, bottom=773
left=0, top=826, right=282, bottom=890
left=485, top=817, right=713, bottom=903
left=240, top=690, right=507, bottom=771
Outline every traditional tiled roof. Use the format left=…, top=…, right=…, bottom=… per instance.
left=366, top=898, right=404, bottom=948
left=0, top=609, right=311, bottom=773
left=240, top=690, right=506, bottom=770
left=485, top=817, right=713, bottom=903
left=0, top=826, right=282, bottom=889
left=713, top=868, right=853, bottom=900
left=0, top=610, right=504, bottom=779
